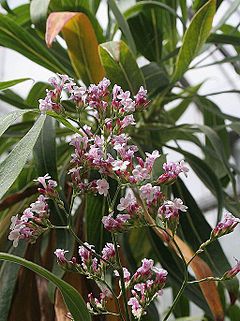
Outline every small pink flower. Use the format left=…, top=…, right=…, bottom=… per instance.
left=136, top=258, right=154, bottom=276
left=128, top=297, right=143, bottom=318
left=211, top=212, right=240, bottom=239
left=132, top=165, right=150, bottom=182
left=224, top=258, right=240, bottom=279
left=153, top=267, right=168, bottom=283
left=120, top=115, right=136, bottom=128
left=140, top=184, right=161, bottom=203
left=145, top=150, right=160, bottom=170
left=101, top=243, right=115, bottom=261
left=117, top=193, right=136, bottom=211
left=96, top=179, right=109, bottom=196
left=54, top=249, right=69, bottom=263
left=112, top=160, right=130, bottom=171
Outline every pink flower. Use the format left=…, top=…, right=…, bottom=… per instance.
left=102, top=213, right=130, bottom=232
left=211, top=212, right=240, bottom=239
left=54, top=249, right=69, bottom=263
left=153, top=267, right=168, bottom=283
left=96, top=179, right=109, bottom=196
left=136, top=258, right=154, bottom=276
left=162, top=160, right=189, bottom=179
left=224, top=259, right=240, bottom=279
left=134, top=86, right=148, bottom=107
left=140, top=184, right=161, bottom=203
left=132, top=165, right=150, bottom=182
left=112, top=160, right=130, bottom=171
left=158, top=198, right=187, bottom=220
left=117, top=193, right=136, bottom=211
left=145, top=150, right=160, bottom=170
left=128, top=297, right=143, bottom=318
left=120, top=115, right=136, bottom=128
left=101, top=243, right=115, bottom=261
left=78, top=242, right=95, bottom=263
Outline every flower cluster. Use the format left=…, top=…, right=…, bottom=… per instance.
left=123, top=259, right=168, bottom=319
left=8, top=175, right=57, bottom=247
left=8, top=195, right=50, bottom=247
left=54, top=242, right=116, bottom=276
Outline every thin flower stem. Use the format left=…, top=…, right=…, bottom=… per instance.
left=51, top=225, right=69, bottom=230
left=112, top=233, right=131, bottom=321
left=188, top=277, right=222, bottom=284
left=94, top=276, right=125, bottom=321
left=56, top=200, right=115, bottom=268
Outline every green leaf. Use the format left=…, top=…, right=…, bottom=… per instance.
left=0, top=244, right=27, bottom=321
left=0, top=78, right=31, bottom=90
left=0, top=109, right=35, bottom=138
left=172, top=0, right=216, bottom=82
left=99, top=40, right=145, bottom=94
left=167, top=146, right=223, bottom=219
left=208, top=33, right=240, bottom=46
left=108, top=0, right=136, bottom=56
left=123, top=1, right=185, bottom=31
left=46, top=111, right=80, bottom=134
left=0, top=14, right=71, bottom=75
left=0, top=253, right=91, bottom=321
left=33, top=115, right=57, bottom=179
left=141, top=63, right=169, bottom=95
left=151, top=154, right=166, bottom=180
left=0, top=114, right=45, bottom=199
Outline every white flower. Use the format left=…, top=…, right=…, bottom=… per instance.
left=96, top=179, right=109, bottom=196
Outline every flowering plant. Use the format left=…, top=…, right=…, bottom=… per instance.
left=4, top=75, right=240, bottom=321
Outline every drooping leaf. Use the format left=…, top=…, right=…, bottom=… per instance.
left=0, top=244, right=27, bottom=321
left=46, top=12, right=105, bottom=85
left=0, top=253, right=92, bottom=321
left=0, top=14, right=71, bottom=75
left=99, top=40, right=145, bottom=94
left=0, top=109, right=35, bottom=138
left=0, top=78, right=31, bottom=91
left=0, top=114, right=46, bottom=199
left=172, top=0, right=216, bottom=82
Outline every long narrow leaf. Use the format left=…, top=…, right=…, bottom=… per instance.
left=0, top=253, right=91, bottom=321
left=0, top=114, right=46, bottom=199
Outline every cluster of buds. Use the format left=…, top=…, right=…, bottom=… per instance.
left=87, top=290, right=112, bottom=315
left=8, top=195, right=50, bottom=247
left=158, top=160, right=189, bottom=184
left=119, top=259, right=168, bottom=319
left=210, top=212, right=240, bottom=239
left=8, top=174, right=58, bottom=247
left=158, top=198, right=188, bottom=233
left=39, top=74, right=73, bottom=112
left=54, top=242, right=116, bottom=276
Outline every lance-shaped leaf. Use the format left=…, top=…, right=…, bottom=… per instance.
left=99, top=40, right=145, bottom=95
left=0, top=78, right=31, bottom=91
left=46, top=12, right=105, bottom=85
left=0, top=253, right=91, bottom=321
left=172, top=0, right=216, bottom=82
left=0, top=114, right=46, bottom=199
left=0, top=109, right=36, bottom=138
